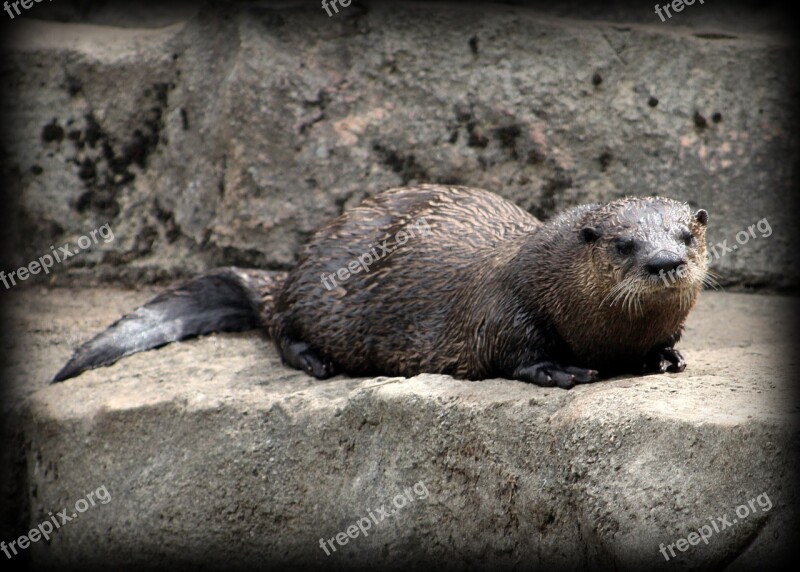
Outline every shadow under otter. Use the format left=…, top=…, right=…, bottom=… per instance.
left=53, top=185, right=710, bottom=389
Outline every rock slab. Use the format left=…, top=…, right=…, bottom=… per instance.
left=1, top=287, right=797, bottom=570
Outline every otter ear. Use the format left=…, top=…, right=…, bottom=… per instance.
left=580, top=226, right=601, bottom=243
left=694, top=209, right=709, bottom=226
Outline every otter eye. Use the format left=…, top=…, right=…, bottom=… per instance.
left=614, top=238, right=635, bottom=256
left=695, top=209, right=708, bottom=226
left=580, top=227, right=601, bottom=243
left=680, top=229, right=694, bottom=246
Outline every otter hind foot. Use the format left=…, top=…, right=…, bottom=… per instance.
left=281, top=338, right=336, bottom=379
left=514, top=362, right=599, bottom=389
left=644, top=347, right=686, bottom=374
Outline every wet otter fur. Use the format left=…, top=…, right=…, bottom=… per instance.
left=53, top=185, right=709, bottom=389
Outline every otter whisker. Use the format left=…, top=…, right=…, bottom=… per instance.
left=601, top=279, right=628, bottom=308
left=601, top=286, right=620, bottom=308
left=635, top=286, right=646, bottom=315
left=700, top=270, right=721, bottom=291
left=680, top=288, right=691, bottom=311
left=619, top=282, right=643, bottom=317
left=701, top=276, right=721, bottom=290
left=613, top=279, right=635, bottom=311
left=625, top=290, right=635, bottom=316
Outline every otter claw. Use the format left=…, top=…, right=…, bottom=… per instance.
left=515, top=363, right=599, bottom=389
left=645, top=347, right=686, bottom=374
left=300, top=353, right=335, bottom=379
left=282, top=339, right=337, bottom=379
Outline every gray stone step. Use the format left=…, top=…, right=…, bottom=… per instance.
left=1, top=287, right=796, bottom=569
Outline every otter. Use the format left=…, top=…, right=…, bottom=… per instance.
left=53, top=185, right=709, bottom=389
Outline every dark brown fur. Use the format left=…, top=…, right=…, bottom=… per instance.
left=269, top=185, right=708, bottom=387
left=54, top=184, right=708, bottom=389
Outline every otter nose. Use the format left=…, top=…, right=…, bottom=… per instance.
left=646, top=252, right=684, bottom=275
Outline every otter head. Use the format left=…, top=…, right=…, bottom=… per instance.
left=578, top=197, right=709, bottom=315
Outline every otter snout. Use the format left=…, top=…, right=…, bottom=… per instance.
left=645, top=251, right=684, bottom=275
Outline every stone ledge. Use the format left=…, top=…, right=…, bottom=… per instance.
left=1, top=287, right=797, bottom=569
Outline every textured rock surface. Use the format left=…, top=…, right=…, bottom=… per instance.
left=1, top=3, right=798, bottom=570
left=2, top=2, right=797, bottom=289
left=1, top=286, right=797, bottom=569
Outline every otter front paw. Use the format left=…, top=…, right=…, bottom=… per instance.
left=282, top=339, right=337, bottom=379
left=644, top=347, right=686, bottom=374
left=514, top=362, right=599, bottom=389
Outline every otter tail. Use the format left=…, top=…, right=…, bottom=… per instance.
left=51, top=267, right=287, bottom=383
